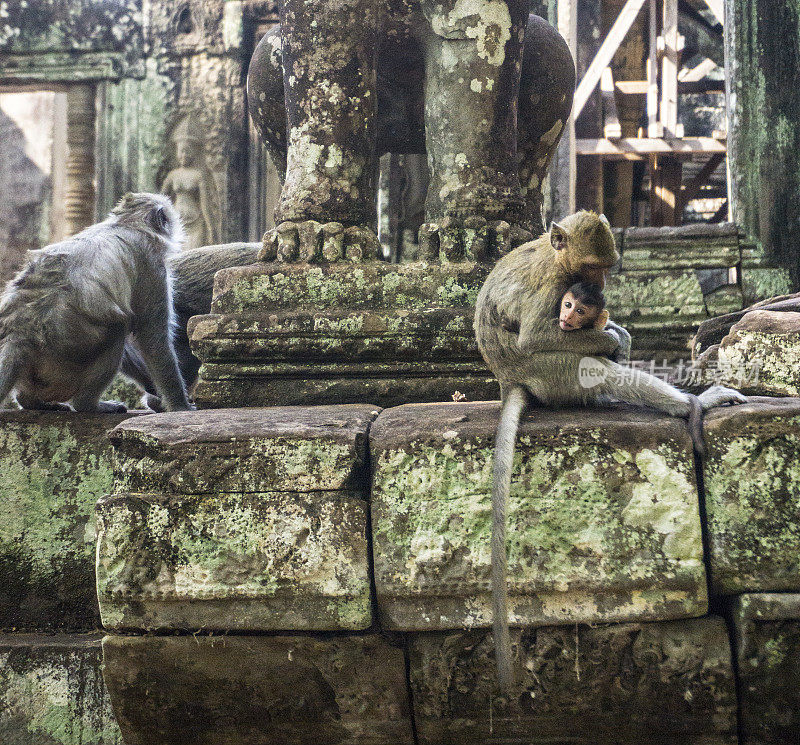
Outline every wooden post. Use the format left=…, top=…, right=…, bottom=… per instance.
left=556, top=0, right=578, bottom=214
left=646, top=0, right=661, bottom=137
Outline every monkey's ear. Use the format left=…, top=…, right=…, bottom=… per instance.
left=150, top=205, right=169, bottom=234
left=550, top=222, right=567, bottom=251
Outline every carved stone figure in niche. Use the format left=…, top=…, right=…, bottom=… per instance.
left=161, top=117, right=220, bottom=250
left=247, top=6, right=575, bottom=263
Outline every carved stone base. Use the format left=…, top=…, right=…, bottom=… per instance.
left=189, top=261, right=497, bottom=408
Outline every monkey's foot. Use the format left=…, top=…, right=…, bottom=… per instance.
left=96, top=400, right=128, bottom=414
left=142, top=393, right=164, bottom=413
left=259, top=221, right=382, bottom=263
left=16, top=398, right=74, bottom=412
left=418, top=218, right=534, bottom=262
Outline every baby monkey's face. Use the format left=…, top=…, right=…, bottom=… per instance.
left=559, top=291, right=602, bottom=331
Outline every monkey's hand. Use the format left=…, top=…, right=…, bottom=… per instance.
left=697, top=384, right=747, bottom=411
left=518, top=317, right=620, bottom=357
left=594, top=310, right=610, bottom=330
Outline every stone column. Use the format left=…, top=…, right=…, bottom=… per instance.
left=64, top=84, right=96, bottom=237
left=725, top=0, right=800, bottom=285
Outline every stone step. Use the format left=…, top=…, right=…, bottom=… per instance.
left=704, top=397, right=800, bottom=595
left=96, top=406, right=380, bottom=632
left=0, top=633, right=120, bottom=744
left=730, top=593, right=800, bottom=745
left=101, top=634, right=413, bottom=745
left=0, top=410, right=136, bottom=631
left=370, top=401, right=707, bottom=630
left=409, top=616, right=737, bottom=745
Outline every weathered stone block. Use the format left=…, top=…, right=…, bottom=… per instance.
left=97, top=406, right=379, bottom=631
left=191, top=261, right=498, bottom=407
left=717, top=310, right=800, bottom=395
left=731, top=593, right=800, bottom=745
left=371, top=402, right=707, bottom=630
left=102, top=634, right=413, bottom=745
left=621, top=223, right=740, bottom=271
left=704, top=398, right=800, bottom=594
left=409, top=617, right=737, bottom=745
left=0, top=634, right=120, bottom=745
left=0, top=410, right=135, bottom=630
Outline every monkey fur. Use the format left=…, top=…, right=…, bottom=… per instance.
left=120, top=242, right=260, bottom=410
left=474, top=210, right=746, bottom=694
left=0, top=193, right=193, bottom=413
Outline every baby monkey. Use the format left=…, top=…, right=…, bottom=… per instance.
left=558, top=281, right=609, bottom=332
left=0, top=193, right=193, bottom=413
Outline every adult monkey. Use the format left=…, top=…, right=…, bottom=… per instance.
left=474, top=210, right=746, bottom=694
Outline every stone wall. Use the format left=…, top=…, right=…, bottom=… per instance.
left=3, top=400, right=798, bottom=741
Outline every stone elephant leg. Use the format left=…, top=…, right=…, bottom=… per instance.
left=418, top=0, right=533, bottom=262
left=517, top=14, right=575, bottom=236
left=248, top=0, right=381, bottom=262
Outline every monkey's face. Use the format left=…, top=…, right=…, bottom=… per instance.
left=559, top=291, right=601, bottom=331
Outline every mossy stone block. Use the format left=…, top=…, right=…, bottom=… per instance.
left=102, top=634, right=413, bottom=745
left=0, top=410, right=135, bottom=630
left=371, top=401, right=706, bottom=630
left=731, top=593, right=800, bottom=745
left=408, top=617, right=737, bottom=745
left=0, top=633, right=120, bottom=745
left=704, top=397, right=800, bottom=594
left=97, top=406, right=380, bottom=631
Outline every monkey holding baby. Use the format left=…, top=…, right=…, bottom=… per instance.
left=474, top=210, right=745, bottom=694
left=0, top=193, right=193, bottom=413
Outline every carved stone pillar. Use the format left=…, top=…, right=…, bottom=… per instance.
left=64, top=84, right=96, bottom=237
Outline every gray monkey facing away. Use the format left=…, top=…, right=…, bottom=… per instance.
left=0, top=193, right=193, bottom=413
left=473, top=210, right=747, bottom=695
left=120, top=242, right=260, bottom=411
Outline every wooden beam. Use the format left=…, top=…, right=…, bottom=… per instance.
left=679, top=57, right=717, bottom=82
left=557, top=0, right=578, bottom=214
left=701, top=0, right=724, bottom=26
left=601, top=67, right=622, bottom=139
left=651, top=156, right=683, bottom=225
left=661, top=0, right=679, bottom=137
left=710, top=199, right=729, bottom=223
left=647, top=0, right=661, bottom=137
left=576, top=137, right=727, bottom=159
left=679, top=152, right=727, bottom=213
left=616, top=79, right=725, bottom=94
left=573, top=0, right=648, bottom=120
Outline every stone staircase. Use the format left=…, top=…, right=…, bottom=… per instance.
left=2, top=399, right=800, bottom=743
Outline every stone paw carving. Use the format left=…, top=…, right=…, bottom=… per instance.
left=418, top=218, right=534, bottom=263
left=259, top=221, right=382, bottom=263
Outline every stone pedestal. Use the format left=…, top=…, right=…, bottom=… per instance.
left=703, top=397, right=800, bottom=595
left=731, top=593, right=800, bottom=745
left=189, top=261, right=497, bottom=408
left=97, top=406, right=379, bottom=631
left=370, top=401, right=707, bottom=630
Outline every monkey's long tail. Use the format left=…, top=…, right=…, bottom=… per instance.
left=491, top=384, right=528, bottom=695
left=686, top=393, right=706, bottom=458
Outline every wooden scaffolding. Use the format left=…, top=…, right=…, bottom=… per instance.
left=557, top=0, right=727, bottom=226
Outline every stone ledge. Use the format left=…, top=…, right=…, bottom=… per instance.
left=110, top=405, right=380, bottom=494
left=704, top=397, right=800, bottom=594
left=0, top=409, right=137, bottom=631
left=371, top=401, right=707, bottom=630
left=0, top=633, right=120, bottom=744
left=409, top=616, right=737, bottom=745
left=102, top=634, right=414, bottom=745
